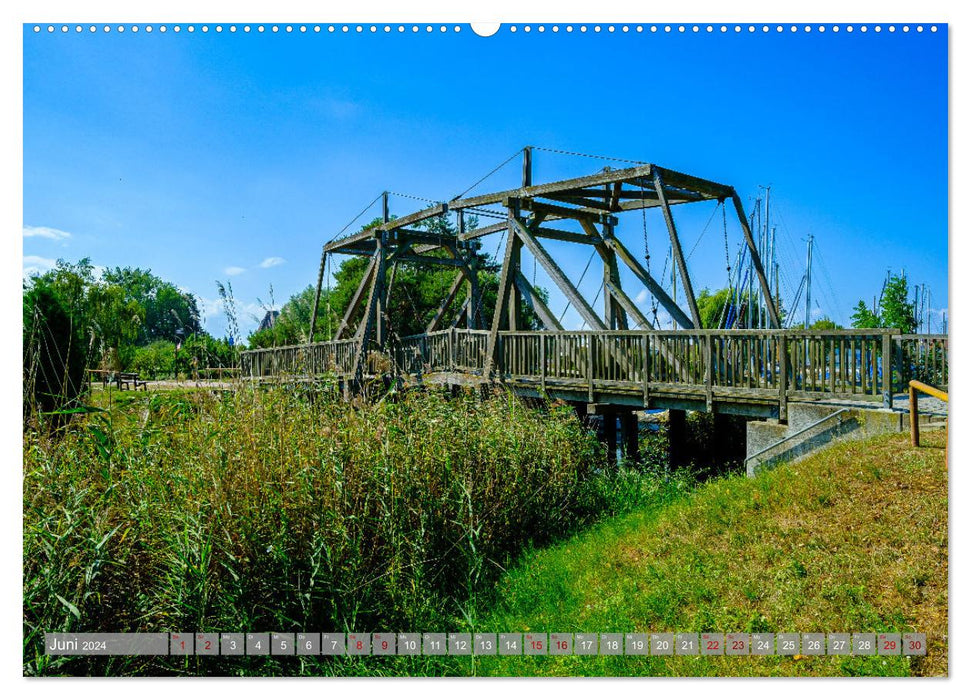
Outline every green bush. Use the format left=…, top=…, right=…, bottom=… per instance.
left=129, top=341, right=177, bottom=379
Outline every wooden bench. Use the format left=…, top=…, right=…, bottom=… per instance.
left=116, top=372, right=148, bottom=391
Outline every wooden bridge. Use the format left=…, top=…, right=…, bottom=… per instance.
left=240, top=149, right=947, bottom=459
left=241, top=328, right=948, bottom=421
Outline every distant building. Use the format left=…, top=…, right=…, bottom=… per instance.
left=258, top=310, right=279, bottom=332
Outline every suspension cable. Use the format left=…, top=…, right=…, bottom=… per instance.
left=532, top=145, right=647, bottom=165
left=558, top=247, right=598, bottom=325
left=451, top=148, right=525, bottom=201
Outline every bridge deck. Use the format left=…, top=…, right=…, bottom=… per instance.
left=240, top=329, right=947, bottom=421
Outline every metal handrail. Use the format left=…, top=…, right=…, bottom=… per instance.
left=745, top=408, right=851, bottom=470
left=909, top=380, right=948, bottom=447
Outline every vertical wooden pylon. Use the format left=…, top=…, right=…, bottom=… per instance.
left=600, top=219, right=628, bottom=330
left=486, top=207, right=520, bottom=375
left=375, top=191, right=391, bottom=348
left=507, top=201, right=523, bottom=331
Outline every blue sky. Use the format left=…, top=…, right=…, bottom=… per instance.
left=23, top=23, right=948, bottom=338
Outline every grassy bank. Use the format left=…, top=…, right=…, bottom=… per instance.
left=23, top=387, right=688, bottom=676
left=472, top=430, right=948, bottom=677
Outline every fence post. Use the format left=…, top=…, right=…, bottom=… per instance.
left=779, top=331, right=789, bottom=423
left=705, top=333, right=713, bottom=411
left=909, top=383, right=920, bottom=447
left=540, top=333, right=547, bottom=393
left=642, top=334, right=650, bottom=407
left=450, top=327, right=457, bottom=371
left=882, top=331, right=892, bottom=408
left=586, top=333, right=594, bottom=403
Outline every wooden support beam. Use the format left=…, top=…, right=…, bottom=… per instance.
left=467, top=256, right=482, bottom=330
left=600, top=219, right=628, bottom=330
left=450, top=298, right=470, bottom=329
left=308, top=247, right=327, bottom=341
left=652, top=167, right=734, bottom=199
left=486, top=218, right=520, bottom=372
left=379, top=203, right=448, bottom=232
left=390, top=229, right=461, bottom=248
left=335, top=256, right=377, bottom=339
left=533, top=227, right=600, bottom=246
left=731, top=191, right=782, bottom=329
left=616, top=195, right=705, bottom=211
left=653, top=168, right=702, bottom=329
left=392, top=254, right=466, bottom=268
left=456, top=220, right=510, bottom=242
left=375, top=233, right=388, bottom=347
left=554, top=186, right=662, bottom=200
left=350, top=251, right=385, bottom=379
left=450, top=163, right=656, bottom=211
left=594, top=224, right=695, bottom=330
left=543, top=194, right=620, bottom=211
left=514, top=271, right=563, bottom=331
left=603, top=281, right=651, bottom=329
left=331, top=244, right=378, bottom=257
left=511, top=218, right=607, bottom=331
left=426, top=271, right=467, bottom=333
left=516, top=199, right=619, bottom=225
left=387, top=241, right=415, bottom=262
left=507, top=234, right=524, bottom=331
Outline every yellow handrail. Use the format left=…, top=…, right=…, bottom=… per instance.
left=909, top=380, right=948, bottom=447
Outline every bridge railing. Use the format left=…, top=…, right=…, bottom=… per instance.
left=241, top=338, right=359, bottom=378
left=391, top=329, right=490, bottom=376
left=240, top=330, right=946, bottom=414
left=895, top=334, right=948, bottom=391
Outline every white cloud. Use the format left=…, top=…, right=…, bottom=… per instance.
left=197, top=296, right=225, bottom=319
left=259, top=257, right=286, bottom=268
left=224, top=266, right=246, bottom=276
left=635, top=289, right=649, bottom=305
left=23, top=255, right=57, bottom=278
left=23, top=225, right=72, bottom=241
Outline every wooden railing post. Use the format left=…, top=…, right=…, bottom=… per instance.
left=642, top=334, right=650, bottom=406
left=586, top=333, right=594, bottom=402
left=704, top=333, right=713, bottom=411
left=882, top=331, right=892, bottom=408
left=540, top=333, right=547, bottom=393
left=909, top=383, right=920, bottom=447
left=450, top=327, right=457, bottom=371
left=779, top=331, right=789, bottom=422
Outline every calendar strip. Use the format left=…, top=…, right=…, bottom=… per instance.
left=44, top=632, right=926, bottom=657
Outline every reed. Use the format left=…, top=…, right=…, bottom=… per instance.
left=23, top=385, right=643, bottom=675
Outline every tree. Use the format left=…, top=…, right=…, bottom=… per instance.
left=810, top=317, right=842, bottom=330
left=101, top=266, right=203, bottom=343
left=851, top=273, right=916, bottom=333
left=694, top=287, right=778, bottom=329
left=23, top=279, right=89, bottom=422
left=879, top=273, right=917, bottom=333
left=250, top=215, right=545, bottom=347
left=850, top=300, right=880, bottom=329
left=25, top=259, right=225, bottom=376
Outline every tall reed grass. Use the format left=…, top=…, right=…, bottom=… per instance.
left=25, top=386, right=665, bottom=675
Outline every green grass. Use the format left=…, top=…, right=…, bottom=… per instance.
left=23, top=385, right=946, bottom=677
left=465, top=429, right=947, bottom=677
left=24, top=385, right=684, bottom=676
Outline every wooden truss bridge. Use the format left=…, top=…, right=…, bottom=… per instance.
left=241, top=150, right=948, bottom=435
